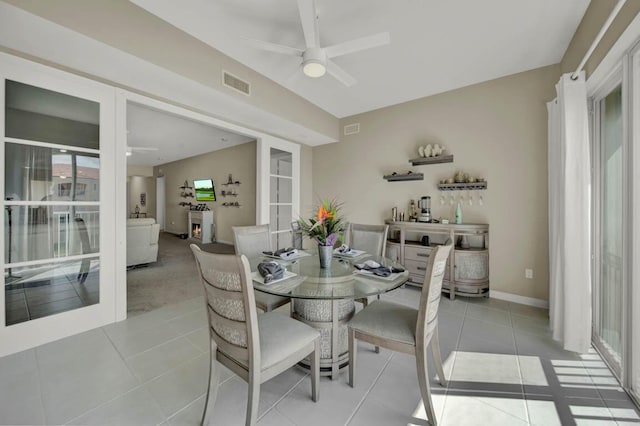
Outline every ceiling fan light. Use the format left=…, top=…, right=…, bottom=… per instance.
left=303, top=60, right=326, bottom=78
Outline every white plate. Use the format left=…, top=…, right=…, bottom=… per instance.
left=252, top=270, right=297, bottom=285
left=333, top=249, right=366, bottom=258
left=353, top=269, right=408, bottom=281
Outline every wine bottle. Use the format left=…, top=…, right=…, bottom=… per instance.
left=455, top=202, right=462, bottom=224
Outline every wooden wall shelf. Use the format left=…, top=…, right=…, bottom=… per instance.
left=409, top=154, right=454, bottom=166
left=383, top=172, right=424, bottom=182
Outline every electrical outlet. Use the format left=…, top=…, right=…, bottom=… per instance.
left=525, top=268, right=533, bottom=279
left=171, top=221, right=175, bottom=225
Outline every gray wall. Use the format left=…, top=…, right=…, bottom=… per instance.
left=155, top=141, right=257, bottom=244
left=313, top=65, right=558, bottom=302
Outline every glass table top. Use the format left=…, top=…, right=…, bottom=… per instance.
left=248, top=251, right=409, bottom=300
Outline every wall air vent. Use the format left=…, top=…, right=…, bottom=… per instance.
left=222, top=71, right=251, bottom=96
left=343, top=123, right=360, bottom=135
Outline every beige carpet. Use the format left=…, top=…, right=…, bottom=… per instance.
left=126, top=232, right=235, bottom=316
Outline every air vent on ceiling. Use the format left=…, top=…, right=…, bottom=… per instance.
left=343, top=123, right=360, bottom=135
left=222, top=71, right=251, bottom=96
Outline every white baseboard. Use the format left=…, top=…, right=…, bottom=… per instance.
left=490, top=290, right=549, bottom=309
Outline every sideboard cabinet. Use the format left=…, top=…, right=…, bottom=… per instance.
left=385, top=221, right=489, bottom=299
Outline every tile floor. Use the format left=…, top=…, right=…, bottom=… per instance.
left=0, top=287, right=639, bottom=425
left=5, top=265, right=99, bottom=326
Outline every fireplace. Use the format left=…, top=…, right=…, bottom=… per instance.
left=191, top=223, right=202, bottom=239
left=188, top=210, right=214, bottom=244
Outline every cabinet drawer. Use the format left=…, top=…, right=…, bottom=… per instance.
left=404, top=245, right=433, bottom=262
left=405, top=258, right=451, bottom=281
left=409, top=274, right=424, bottom=285
left=404, top=259, right=429, bottom=275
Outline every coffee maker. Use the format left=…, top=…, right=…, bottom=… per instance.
left=418, top=196, right=431, bottom=222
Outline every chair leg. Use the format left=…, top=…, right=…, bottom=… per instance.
left=348, top=327, right=356, bottom=387
left=431, top=327, right=447, bottom=387
left=202, top=344, right=221, bottom=426
left=310, top=339, right=320, bottom=402
left=360, top=298, right=379, bottom=353
left=373, top=296, right=380, bottom=354
left=246, top=371, right=260, bottom=426
left=416, top=345, right=437, bottom=426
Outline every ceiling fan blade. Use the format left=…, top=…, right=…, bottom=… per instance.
left=297, top=0, right=320, bottom=49
left=245, top=38, right=303, bottom=56
left=326, top=60, right=357, bottom=87
left=324, top=32, right=390, bottom=59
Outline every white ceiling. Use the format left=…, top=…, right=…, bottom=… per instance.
left=131, top=0, right=590, bottom=118
left=127, top=102, right=254, bottom=167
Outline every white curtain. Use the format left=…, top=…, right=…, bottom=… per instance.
left=547, top=72, right=592, bottom=353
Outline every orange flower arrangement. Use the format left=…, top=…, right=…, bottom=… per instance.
left=298, top=198, right=345, bottom=246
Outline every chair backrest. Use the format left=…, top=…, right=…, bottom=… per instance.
left=416, top=244, right=453, bottom=347
left=232, top=225, right=271, bottom=259
left=348, top=223, right=389, bottom=257
left=190, top=245, right=259, bottom=370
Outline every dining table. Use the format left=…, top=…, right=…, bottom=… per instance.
left=249, top=250, right=409, bottom=379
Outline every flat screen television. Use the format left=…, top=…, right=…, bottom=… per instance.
left=194, top=178, right=216, bottom=201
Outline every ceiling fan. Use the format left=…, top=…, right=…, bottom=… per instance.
left=246, top=0, right=390, bottom=86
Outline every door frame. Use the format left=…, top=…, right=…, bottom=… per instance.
left=116, top=91, right=301, bottom=313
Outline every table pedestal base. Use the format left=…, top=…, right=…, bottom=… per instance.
left=292, top=298, right=355, bottom=380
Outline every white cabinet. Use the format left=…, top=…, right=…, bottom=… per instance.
left=386, top=221, right=489, bottom=299
left=188, top=211, right=215, bottom=244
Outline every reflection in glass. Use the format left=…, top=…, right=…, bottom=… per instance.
left=270, top=148, right=292, bottom=176
left=270, top=204, right=292, bottom=233
left=5, top=80, right=99, bottom=149
left=5, top=143, right=100, bottom=202
left=270, top=176, right=292, bottom=204
left=4, top=80, right=102, bottom=327
left=5, top=256, right=99, bottom=326
left=4, top=206, right=99, bottom=264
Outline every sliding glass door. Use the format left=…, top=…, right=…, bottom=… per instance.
left=593, top=76, right=625, bottom=377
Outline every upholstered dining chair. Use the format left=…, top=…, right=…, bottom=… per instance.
left=348, top=244, right=453, bottom=426
left=190, top=245, right=320, bottom=426
left=232, top=225, right=290, bottom=312
left=348, top=223, right=389, bottom=260
left=348, top=223, right=389, bottom=352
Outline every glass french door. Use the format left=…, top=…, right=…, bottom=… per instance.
left=593, top=77, right=625, bottom=377
left=0, top=53, right=117, bottom=356
left=257, top=137, right=300, bottom=250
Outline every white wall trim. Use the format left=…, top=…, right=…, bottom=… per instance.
left=490, top=290, right=549, bottom=309
left=587, top=10, right=640, bottom=95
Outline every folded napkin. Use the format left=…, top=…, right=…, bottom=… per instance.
left=354, top=261, right=405, bottom=277
left=257, top=261, right=284, bottom=283
left=336, top=244, right=353, bottom=255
